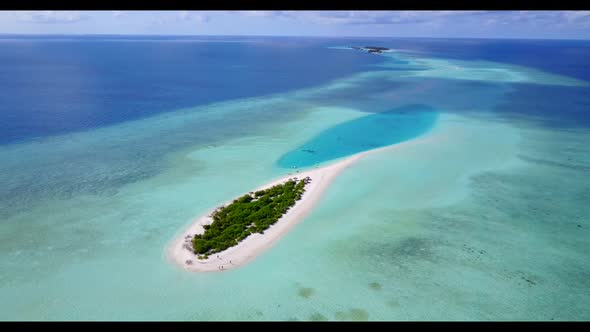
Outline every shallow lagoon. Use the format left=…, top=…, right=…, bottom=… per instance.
left=277, top=104, right=438, bottom=168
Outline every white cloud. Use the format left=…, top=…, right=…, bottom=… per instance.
left=176, top=11, right=209, bottom=23
left=238, top=11, right=277, bottom=17
left=230, top=10, right=578, bottom=30
left=232, top=10, right=293, bottom=20
left=194, top=15, right=210, bottom=24
left=229, top=10, right=590, bottom=30
left=4, top=10, right=588, bottom=37
left=472, top=11, right=590, bottom=28
left=563, top=11, right=590, bottom=26
left=17, top=11, right=86, bottom=24
left=178, top=11, right=190, bottom=21
left=274, top=11, right=489, bottom=26
left=152, top=11, right=209, bottom=26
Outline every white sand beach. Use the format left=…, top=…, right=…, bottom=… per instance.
left=166, top=124, right=444, bottom=273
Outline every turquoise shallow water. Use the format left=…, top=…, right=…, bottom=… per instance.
left=277, top=104, right=438, bottom=168
left=1, top=44, right=590, bottom=320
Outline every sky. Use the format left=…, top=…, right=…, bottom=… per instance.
left=0, top=11, right=589, bottom=39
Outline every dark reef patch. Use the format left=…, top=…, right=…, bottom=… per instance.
left=386, top=237, right=437, bottom=262
left=369, top=282, right=382, bottom=291
left=309, top=312, right=329, bottom=321
left=518, top=154, right=590, bottom=172
left=335, top=308, right=369, bottom=321
left=298, top=286, right=315, bottom=299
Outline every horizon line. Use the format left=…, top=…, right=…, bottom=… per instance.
left=0, top=33, right=589, bottom=42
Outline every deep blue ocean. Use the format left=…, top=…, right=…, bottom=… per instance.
left=2, top=35, right=590, bottom=145
left=0, top=35, right=383, bottom=144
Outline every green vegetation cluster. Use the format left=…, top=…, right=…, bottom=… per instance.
left=192, top=177, right=311, bottom=255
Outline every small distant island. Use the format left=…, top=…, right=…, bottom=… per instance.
left=351, top=46, right=391, bottom=54
left=192, top=177, right=311, bottom=257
